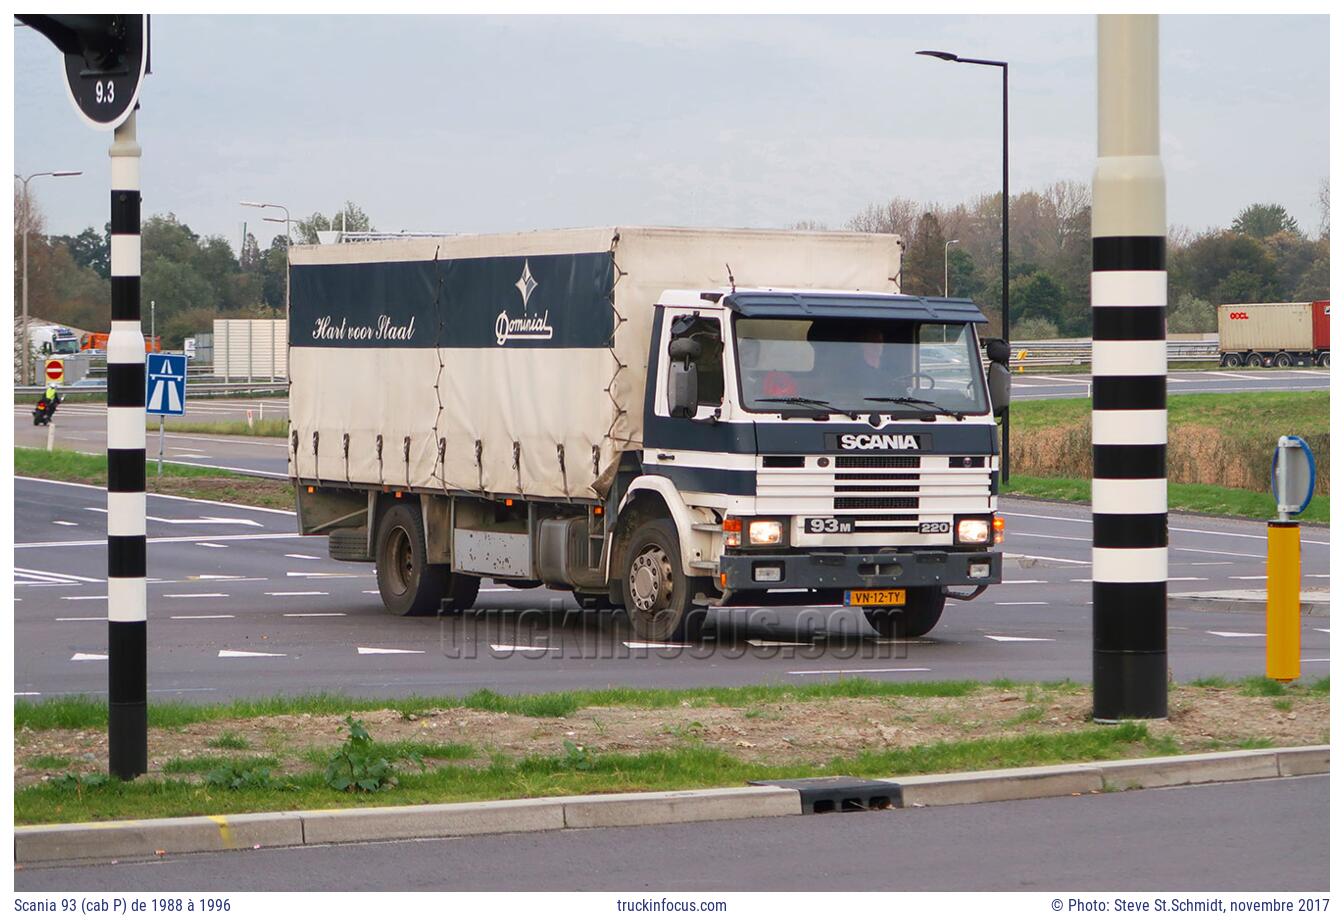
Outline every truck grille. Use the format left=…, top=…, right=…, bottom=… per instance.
left=755, top=454, right=994, bottom=542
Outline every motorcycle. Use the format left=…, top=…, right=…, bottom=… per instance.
left=32, top=393, right=60, bottom=426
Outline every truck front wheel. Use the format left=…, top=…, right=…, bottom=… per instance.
left=864, top=587, right=945, bottom=639
left=621, top=519, right=704, bottom=641
left=375, top=503, right=450, bottom=616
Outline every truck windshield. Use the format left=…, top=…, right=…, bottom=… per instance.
left=734, top=317, right=988, bottom=417
left=53, top=339, right=79, bottom=355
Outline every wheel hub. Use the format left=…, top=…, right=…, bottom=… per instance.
left=629, top=545, right=672, bottom=613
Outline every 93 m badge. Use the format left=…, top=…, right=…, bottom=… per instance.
left=804, top=517, right=855, bottom=534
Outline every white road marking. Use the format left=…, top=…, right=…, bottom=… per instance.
left=60, top=595, right=107, bottom=601
left=218, top=649, right=286, bottom=658
left=1314, top=628, right=1330, bottom=633
left=52, top=520, right=78, bottom=527
left=362, top=590, right=380, bottom=595
left=171, top=614, right=235, bottom=620
left=747, top=639, right=812, bottom=647
left=285, top=554, right=321, bottom=560
left=71, top=652, right=108, bottom=661
left=490, top=644, right=557, bottom=652
left=1167, top=577, right=1207, bottom=582
left=1069, top=579, right=1092, bottom=583
left=56, top=617, right=104, bottom=622
left=1003, top=579, right=1048, bottom=584
left=163, top=593, right=230, bottom=598
left=16, top=567, right=103, bottom=584
left=1301, top=658, right=1330, bottom=663
left=285, top=572, right=363, bottom=579
left=1187, top=562, right=1234, bottom=566
left=985, top=634, right=1054, bottom=642
left=623, top=641, right=692, bottom=649
left=1229, top=576, right=1267, bottom=581
left=1207, top=631, right=1265, bottom=638
left=357, top=646, right=424, bottom=655
left=478, top=587, right=518, bottom=593
left=15, top=692, right=42, bottom=696
left=267, top=591, right=329, bottom=597
left=1003, top=553, right=1088, bottom=566
left=17, top=533, right=317, bottom=549
left=788, top=667, right=931, bottom=675
left=994, top=601, right=1047, bottom=606
left=284, top=612, right=346, bottom=617
left=83, top=507, right=266, bottom=528
left=195, top=542, right=228, bottom=548
left=1005, top=509, right=1329, bottom=547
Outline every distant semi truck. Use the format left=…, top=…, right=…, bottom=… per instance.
left=1218, top=301, right=1330, bottom=368
left=80, top=331, right=161, bottom=353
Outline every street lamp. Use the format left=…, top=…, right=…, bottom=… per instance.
left=14, top=170, right=83, bottom=385
left=241, top=201, right=293, bottom=383
left=943, top=239, right=960, bottom=297
left=917, top=48, right=1010, bottom=484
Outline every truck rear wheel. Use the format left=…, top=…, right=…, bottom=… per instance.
left=1220, top=353, right=1241, bottom=367
left=375, top=503, right=449, bottom=617
left=1273, top=352, right=1292, bottom=368
left=863, top=587, right=945, bottom=639
left=1318, top=352, right=1330, bottom=368
left=621, top=519, right=704, bottom=641
left=1246, top=352, right=1265, bottom=367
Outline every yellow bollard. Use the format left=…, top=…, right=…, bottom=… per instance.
left=1265, top=520, right=1300, bottom=682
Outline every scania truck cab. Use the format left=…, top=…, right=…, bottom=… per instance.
left=627, top=288, right=1006, bottom=640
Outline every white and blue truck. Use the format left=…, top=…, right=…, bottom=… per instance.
left=288, top=227, right=1009, bottom=640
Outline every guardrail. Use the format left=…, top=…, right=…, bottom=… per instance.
left=1002, top=340, right=1219, bottom=369
left=14, top=381, right=288, bottom=397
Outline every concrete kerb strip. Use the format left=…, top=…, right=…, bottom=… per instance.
left=1170, top=589, right=1329, bottom=617
left=14, top=747, right=1328, bottom=864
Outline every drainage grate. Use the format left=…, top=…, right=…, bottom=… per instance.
left=750, top=776, right=903, bottom=814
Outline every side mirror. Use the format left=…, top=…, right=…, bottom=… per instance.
left=988, top=362, right=1011, bottom=417
left=669, top=337, right=702, bottom=362
left=668, top=361, right=699, bottom=418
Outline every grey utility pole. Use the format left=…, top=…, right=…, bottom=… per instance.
left=14, top=170, right=82, bottom=384
left=1091, top=14, right=1168, bottom=721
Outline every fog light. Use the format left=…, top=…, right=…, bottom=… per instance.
left=753, top=564, right=783, bottom=583
left=748, top=520, right=784, bottom=545
left=969, top=562, right=991, bottom=579
left=993, top=514, right=1005, bottom=545
left=957, top=518, right=991, bottom=544
left=724, top=517, right=742, bottom=548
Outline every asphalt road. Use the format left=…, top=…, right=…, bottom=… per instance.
left=1011, top=367, right=1330, bottom=400
left=13, top=476, right=1329, bottom=701
left=15, top=775, right=1328, bottom=890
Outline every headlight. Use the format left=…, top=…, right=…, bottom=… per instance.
left=748, top=520, right=784, bottom=545
left=956, top=518, right=991, bottom=544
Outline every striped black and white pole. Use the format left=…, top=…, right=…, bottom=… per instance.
left=1092, top=15, right=1167, bottom=721
left=107, top=111, right=148, bottom=778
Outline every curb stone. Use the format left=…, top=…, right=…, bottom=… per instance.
left=14, top=746, right=1327, bottom=865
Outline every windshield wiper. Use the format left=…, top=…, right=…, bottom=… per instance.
left=757, top=396, right=858, bottom=420
left=864, top=395, right=965, bottom=421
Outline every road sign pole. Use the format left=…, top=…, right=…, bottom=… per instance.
left=1266, top=521, right=1301, bottom=682
left=1092, top=15, right=1168, bottom=721
left=157, top=416, right=165, bottom=482
left=107, top=110, right=148, bottom=780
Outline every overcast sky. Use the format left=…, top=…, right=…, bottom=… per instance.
left=12, top=14, right=1330, bottom=250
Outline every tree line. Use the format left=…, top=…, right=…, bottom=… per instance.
left=12, top=198, right=372, bottom=349
left=840, top=179, right=1329, bottom=339
left=13, top=182, right=1329, bottom=349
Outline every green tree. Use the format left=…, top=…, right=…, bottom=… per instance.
left=51, top=226, right=109, bottom=278
left=1167, top=293, right=1215, bottom=334
left=944, top=248, right=981, bottom=301
left=902, top=211, right=946, bottom=296
left=296, top=201, right=374, bottom=244
left=1009, top=271, right=1068, bottom=330
left=1232, top=203, right=1300, bottom=239
left=260, top=235, right=289, bottom=310
left=1169, top=232, right=1276, bottom=305
left=1012, top=316, right=1060, bottom=340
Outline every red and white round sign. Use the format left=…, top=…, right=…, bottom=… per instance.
left=45, top=358, right=64, bottom=384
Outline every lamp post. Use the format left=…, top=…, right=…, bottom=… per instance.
left=917, top=49, right=1009, bottom=484
left=943, top=239, right=960, bottom=296
left=14, top=170, right=83, bottom=384
left=241, top=201, right=293, bottom=383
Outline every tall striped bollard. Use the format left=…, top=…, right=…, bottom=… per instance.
left=108, top=111, right=148, bottom=778
left=1092, top=15, right=1168, bottom=721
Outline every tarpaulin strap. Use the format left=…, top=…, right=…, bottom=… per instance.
left=557, top=444, right=568, bottom=498
left=403, top=436, right=412, bottom=484
left=429, top=246, right=447, bottom=492
left=376, top=434, right=384, bottom=485
left=311, top=431, right=321, bottom=486
left=513, top=441, right=522, bottom=494
left=291, top=430, right=299, bottom=475
left=592, top=445, right=601, bottom=479
left=342, top=433, right=351, bottom=486
left=602, top=231, right=633, bottom=486
left=475, top=439, right=484, bottom=492
left=437, top=438, right=447, bottom=495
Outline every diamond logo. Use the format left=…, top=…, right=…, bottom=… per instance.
left=515, top=260, right=538, bottom=309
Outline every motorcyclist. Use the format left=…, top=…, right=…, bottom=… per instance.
left=37, top=382, right=61, bottom=424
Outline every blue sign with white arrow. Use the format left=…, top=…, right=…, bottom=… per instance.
left=146, top=353, right=187, bottom=416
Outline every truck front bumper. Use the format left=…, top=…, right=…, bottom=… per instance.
left=717, top=548, right=1001, bottom=597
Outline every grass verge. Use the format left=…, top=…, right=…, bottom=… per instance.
left=148, top=418, right=289, bottom=438
left=15, top=446, right=293, bottom=511
left=1006, top=474, right=1330, bottom=524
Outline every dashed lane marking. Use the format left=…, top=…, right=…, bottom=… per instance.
left=284, top=612, right=346, bottom=617
left=171, top=615, right=235, bottom=620
left=218, top=649, right=286, bottom=658
left=1003, top=579, right=1048, bottom=584
left=994, top=602, right=1047, bottom=606
left=490, top=644, right=558, bottom=653
left=195, top=543, right=228, bottom=548
left=52, top=521, right=78, bottom=527
left=71, top=652, right=108, bottom=661
left=747, top=639, right=812, bottom=647
left=623, top=641, right=692, bottom=649
left=15, top=692, right=41, bottom=696
left=61, top=595, right=107, bottom=601
left=357, top=646, right=424, bottom=655
left=163, top=593, right=230, bottom=598
left=286, top=554, right=321, bottom=560
left=1167, top=577, right=1208, bottom=582
left=16, top=567, right=103, bottom=585
left=56, top=617, right=104, bottom=621
left=267, top=591, right=330, bottom=597
left=1207, top=631, right=1266, bottom=638
left=286, top=571, right=364, bottom=578
left=985, top=634, right=1054, bottom=642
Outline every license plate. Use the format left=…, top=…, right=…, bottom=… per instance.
left=803, top=516, right=854, bottom=534
left=846, top=589, right=907, bottom=607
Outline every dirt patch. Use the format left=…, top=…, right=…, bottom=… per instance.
left=13, top=687, right=1327, bottom=789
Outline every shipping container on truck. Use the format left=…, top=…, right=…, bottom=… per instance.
left=79, top=331, right=161, bottom=353
left=288, top=227, right=1014, bottom=643
left=1217, top=301, right=1330, bottom=368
